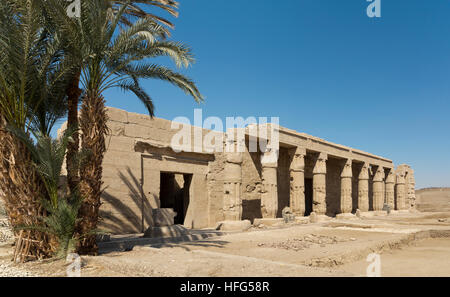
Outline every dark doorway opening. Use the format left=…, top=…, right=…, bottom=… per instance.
left=159, top=172, right=192, bottom=225
left=305, top=178, right=313, bottom=216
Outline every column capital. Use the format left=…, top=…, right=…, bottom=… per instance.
left=261, top=147, right=278, bottom=167
left=386, top=170, right=395, bottom=184
left=341, top=159, right=352, bottom=178
left=373, top=166, right=385, bottom=182
left=225, top=152, right=243, bottom=164
left=313, top=153, right=327, bottom=174
left=290, top=147, right=306, bottom=172
left=396, top=173, right=406, bottom=184
left=358, top=162, right=370, bottom=180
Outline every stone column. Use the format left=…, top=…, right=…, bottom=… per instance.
left=223, top=134, right=243, bottom=221
left=358, top=163, right=370, bottom=212
left=340, top=159, right=352, bottom=214
left=385, top=169, right=395, bottom=210
left=312, top=153, right=327, bottom=215
left=290, top=147, right=306, bottom=216
left=261, top=149, right=278, bottom=218
left=373, top=166, right=385, bottom=211
left=396, top=170, right=406, bottom=210
left=407, top=169, right=416, bottom=208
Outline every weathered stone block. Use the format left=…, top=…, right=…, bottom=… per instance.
left=104, top=136, right=136, bottom=153
left=153, top=208, right=177, bottom=227
left=295, top=216, right=309, bottom=224
left=107, top=122, right=126, bottom=136
left=336, top=213, right=358, bottom=220
left=143, top=225, right=190, bottom=238
left=215, top=220, right=251, bottom=231
left=107, top=107, right=128, bottom=123
left=309, top=212, right=318, bottom=223
left=124, top=124, right=151, bottom=139
left=253, top=218, right=284, bottom=227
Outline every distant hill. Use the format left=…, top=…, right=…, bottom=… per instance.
left=416, top=187, right=450, bottom=212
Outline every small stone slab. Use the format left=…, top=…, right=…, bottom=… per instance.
left=215, top=220, right=251, bottom=231
left=253, top=218, right=284, bottom=227
left=309, top=212, right=332, bottom=223
left=295, top=216, right=309, bottom=224
left=359, top=211, right=375, bottom=218
left=143, top=225, right=190, bottom=238
left=373, top=211, right=388, bottom=216
left=398, top=210, right=410, bottom=213
left=336, top=213, right=357, bottom=220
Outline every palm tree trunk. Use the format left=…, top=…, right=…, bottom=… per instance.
left=66, top=71, right=82, bottom=194
left=0, top=116, right=55, bottom=259
left=77, top=93, right=108, bottom=255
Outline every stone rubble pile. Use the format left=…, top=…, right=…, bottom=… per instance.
left=257, top=234, right=357, bottom=251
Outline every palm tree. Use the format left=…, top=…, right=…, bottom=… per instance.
left=11, top=128, right=89, bottom=259
left=52, top=0, right=180, bottom=197
left=0, top=0, right=74, bottom=258
left=72, top=1, right=202, bottom=255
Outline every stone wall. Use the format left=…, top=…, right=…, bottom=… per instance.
left=92, top=107, right=225, bottom=234
left=416, top=188, right=450, bottom=212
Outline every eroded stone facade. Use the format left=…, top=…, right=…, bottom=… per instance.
left=59, top=107, right=417, bottom=234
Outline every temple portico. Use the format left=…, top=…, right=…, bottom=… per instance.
left=61, top=107, right=416, bottom=234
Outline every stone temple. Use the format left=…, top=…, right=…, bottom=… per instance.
left=60, top=107, right=416, bottom=234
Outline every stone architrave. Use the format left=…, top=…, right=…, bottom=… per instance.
left=358, top=163, right=370, bottom=212
left=340, top=159, right=353, bottom=214
left=373, top=166, right=385, bottom=211
left=396, top=170, right=406, bottom=210
left=313, top=153, right=327, bottom=215
left=385, top=169, right=395, bottom=210
left=290, top=147, right=306, bottom=216
left=261, top=149, right=278, bottom=218
left=223, top=135, right=243, bottom=221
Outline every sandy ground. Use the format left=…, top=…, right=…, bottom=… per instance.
left=1, top=211, right=450, bottom=277
left=339, top=238, right=450, bottom=277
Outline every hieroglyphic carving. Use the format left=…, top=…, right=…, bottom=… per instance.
left=313, top=153, right=327, bottom=215
left=358, top=163, right=370, bottom=212
left=385, top=169, right=395, bottom=209
left=261, top=148, right=278, bottom=218
left=340, top=159, right=352, bottom=213
left=223, top=135, right=243, bottom=220
left=396, top=169, right=407, bottom=210
left=373, top=166, right=385, bottom=211
left=290, top=147, right=306, bottom=216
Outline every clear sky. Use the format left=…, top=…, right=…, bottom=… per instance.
left=98, top=0, right=450, bottom=189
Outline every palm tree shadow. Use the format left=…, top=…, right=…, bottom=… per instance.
left=151, top=239, right=229, bottom=252
left=99, top=167, right=152, bottom=234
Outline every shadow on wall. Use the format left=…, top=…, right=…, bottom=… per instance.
left=100, top=167, right=152, bottom=234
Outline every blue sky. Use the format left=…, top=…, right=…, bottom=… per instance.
left=97, top=0, right=450, bottom=189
